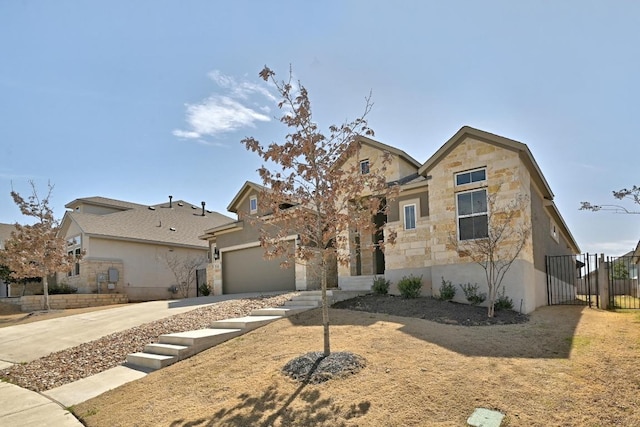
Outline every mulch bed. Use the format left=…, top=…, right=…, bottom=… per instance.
left=332, top=294, right=529, bottom=326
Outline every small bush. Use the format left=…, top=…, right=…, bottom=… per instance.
left=494, top=288, right=513, bottom=311
left=48, top=283, right=78, bottom=295
left=438, top=277, right=456, bottom=301
left=199, top=282, right=211, bottom=296
left=398, top=275, right=422, bottom=299
left=459, top=282, right=486, bottom=305
left=372, top=276, right=390, bottom=295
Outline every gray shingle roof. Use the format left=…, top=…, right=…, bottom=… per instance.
left=65, top=199, right=234, bottom=248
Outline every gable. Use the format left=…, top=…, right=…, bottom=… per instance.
left=338, top=136, right=421, bottom=183
left=419, top=126, right=554, bottom=200
left=226, top=181, right=267, bottom=214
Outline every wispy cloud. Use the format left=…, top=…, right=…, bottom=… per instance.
left=173, top=71, right=275, bottom=141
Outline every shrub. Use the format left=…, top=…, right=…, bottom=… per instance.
left=372, top=276, right=390, bottom=295
left=48, top=283, right=78, bottom=295
left=494, top=288, right=513, bottom=311
left=199, top=282, right=211, bottom=296
left=398, top=275, right=422, bottom=299
left=459, top=282, right=486, bottom=305
left=438, top=277, right=456, bottom=301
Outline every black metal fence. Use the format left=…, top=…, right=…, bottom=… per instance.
left=546, top=254, right=599, bottom=308
left=606, top=255, right=640, bottom=309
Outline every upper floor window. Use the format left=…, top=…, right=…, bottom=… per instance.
left=67, top=235, right=82, bottom=277
left=550, top=219, right=559, bottom=243
left=360, top=159, right=370, bottom=175
left=404, top=204, right=416, bottom=230
left=249, top=196, right=258, bottom=214
left=457, top=189, right=488, bottom=240
left=455, top=168, right=486, bottom=186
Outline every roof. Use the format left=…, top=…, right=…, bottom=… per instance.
left=419, top=126, right=554, bottom=199
left=65, top=196, right=144, bottom=211
left=357, top=135, right=422, bottom=169
left=61, top=198, right=234, bottom=249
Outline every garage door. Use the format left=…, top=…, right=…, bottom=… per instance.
left=222, top=244, right=296, bottom=294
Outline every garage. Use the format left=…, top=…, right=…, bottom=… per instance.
left=221, top=243, right=296, bottom=294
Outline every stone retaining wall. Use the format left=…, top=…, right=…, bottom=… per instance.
left=19, top=294, right=129, bottom=312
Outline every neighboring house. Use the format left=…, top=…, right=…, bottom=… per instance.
left=0, top=223, right=15, bottom=297
left=59, top=196, right=233, bottom=301
left=202, top=126, right=580, bottom=314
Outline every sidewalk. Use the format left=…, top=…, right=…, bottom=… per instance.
left=0, top=292, right=285, bottom=427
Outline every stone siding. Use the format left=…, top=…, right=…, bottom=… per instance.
left=19, top=293, right=128, bottom=312
left=427, top=136, right=534, bottom=267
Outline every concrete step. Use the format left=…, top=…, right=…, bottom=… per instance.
left=144, top=343, right=190, bottom=357
left=159, top=328, right=243, bottom=352
left=251, top=306, right=313, bottom=317
left=291, top=294, right=328, bottom=301
left=210, top=315, right=282, bottom=331
left=284, top=299, right=321, bottom=307
left=126, top=352, right=176, bottom=371
left=299, top=290, right=336, bottom=297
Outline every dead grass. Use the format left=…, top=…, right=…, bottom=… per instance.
left=73, top=306, right=640, bottom=427
left=0, top=302, right=129, bottom=328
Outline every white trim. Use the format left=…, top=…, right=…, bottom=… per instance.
left=220, top=234, right=298, bottom=253
left=403, top=203, right=417, bottom=230
left=456, top=188, right=488, bottom=241
left=455, top=167, right=486, bottom=187
left=249, top=195, right=258, bottom=214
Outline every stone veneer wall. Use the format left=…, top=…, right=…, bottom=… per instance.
left=61, top=259, right=124, bottom=294
left=337, top=143, right=418, bottom=279
left=427, top=137, right=534, bottom=267
left=20, top=293, right=128, bottom=312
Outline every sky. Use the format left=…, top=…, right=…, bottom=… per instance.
left=1, top=1, right=638, bottom=255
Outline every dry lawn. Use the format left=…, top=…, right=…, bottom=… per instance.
left=74, top=306, right=640, bottom=427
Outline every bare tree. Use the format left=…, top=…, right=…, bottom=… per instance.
left=0, top=181, right=77, bottom=310
left=580, top=185, right=640, bottom=214
left=452, top=193, right=530, bottom=318
left=164, top=252, right=207, bottom=298
left=242, top=65, right=397, bottom=356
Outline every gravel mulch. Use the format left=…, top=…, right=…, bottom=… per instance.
left=0, top=293, right=297, bottom=392
left=282, top=351, right=366, bottom=384
left=332, top=294, right=530, bottom=326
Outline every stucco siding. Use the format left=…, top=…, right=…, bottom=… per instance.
left=87, top=238, right=206, bottom=301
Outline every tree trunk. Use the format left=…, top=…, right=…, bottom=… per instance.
left=321, top=256, right=330, bottom=356
left=42, top=274, right=50, bottom=311
left=487, top=286, right=496, bottom=318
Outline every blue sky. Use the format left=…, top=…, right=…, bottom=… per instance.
left=1, top=1, right=638, bottom=255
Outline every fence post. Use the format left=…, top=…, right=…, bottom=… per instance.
left=598, top=254, right=609, bottom=310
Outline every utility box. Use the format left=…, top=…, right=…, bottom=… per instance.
left=108, top=268, right=119, bottom=283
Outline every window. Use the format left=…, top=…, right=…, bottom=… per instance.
left=550, top=219, right=559, bottom=243
left=360, top=159, right=370, bottom=175
left=457, top=189, right=488, bottom=240
left=249, top=196, right=258, bottom=214
left=404, top=204, right=416, bottom=230
left=67, top=235, right=82, bottom=277
left=455, top=168, right=486, bottom=186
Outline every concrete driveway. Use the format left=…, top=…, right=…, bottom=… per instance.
left=0, top=292, right=281, bottom=365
